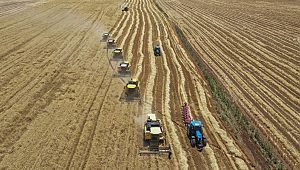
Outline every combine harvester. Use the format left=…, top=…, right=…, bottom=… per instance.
left=110, top=48, right=124, bottom=61
left=120, top=78, right=142, bottom=103
left=114, top=61, right=131, bottom=77
left=106, top=38, right=117, bottom=49
left=101, top=32, right=110, bottom=42
left=139, top=114, right=172, bottom=159
left=182, top=102, right=207, bottom=151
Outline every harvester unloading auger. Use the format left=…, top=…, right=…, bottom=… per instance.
left=139, top=114, right=172, bottom=159
left=182, top=102, right=207, bottom=151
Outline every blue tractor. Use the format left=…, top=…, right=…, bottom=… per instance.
left=187, top=120, right=207, bottom=151
left=154, top=45, right=161, bottom=56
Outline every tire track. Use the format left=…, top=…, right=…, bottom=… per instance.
left=0, top=0, right=119, bottom=165
left=58, top=8, right=117, bottom=170
left=0, top=1, right=98, bottom=118
left=0, top=1, right=60, bottom=30
left=0, top=4, right=101, bottom=114
left=0, top=0, right=152, bottom=169
left=0, top=1, right=84, bottom=60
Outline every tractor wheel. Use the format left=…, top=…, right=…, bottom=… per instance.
left=191, top=138, right=196, bottom=147
left=203, top=138, right=207, bottom=147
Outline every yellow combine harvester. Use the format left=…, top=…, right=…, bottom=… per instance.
left=121, top=78, right=142, bottom=103
left=110, top=48, right=123, bottom=60
left=139, top=114, right=172, bottom=159
left=125, top=78, right=139, bottom=97
left=107, top=38, right=116, bottom=49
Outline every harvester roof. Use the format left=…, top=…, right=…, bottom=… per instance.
left=113, top=48, right=122, bottom=53
left=145, top=120, right=161, bottom=130
left=145, top=115, right=162, bottom=132
left=120, top=63, right=129, bottom=67
left=108, top=39, right=115, bottom=43
left=127, top=84, right=137, bottom=89
left=150, top=127, right=162, bottom=135
left=127, top=78, right=139, bottom=88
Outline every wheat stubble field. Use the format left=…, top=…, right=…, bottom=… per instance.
left=0, top=0, right=299, bottom=169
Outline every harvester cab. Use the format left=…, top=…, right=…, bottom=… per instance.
left=139, top=114, right=172, bottom=159
left=102, top=32, right=109, bottom=42
left=187, top=120, right=207, bottom=151
left=107, top=38, right=116, bottom=49
left=114, top=61, right=130, bottom=77
left=111, top=48, right=123, bottom=60
left=154, top=45, right=161, bottom=56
